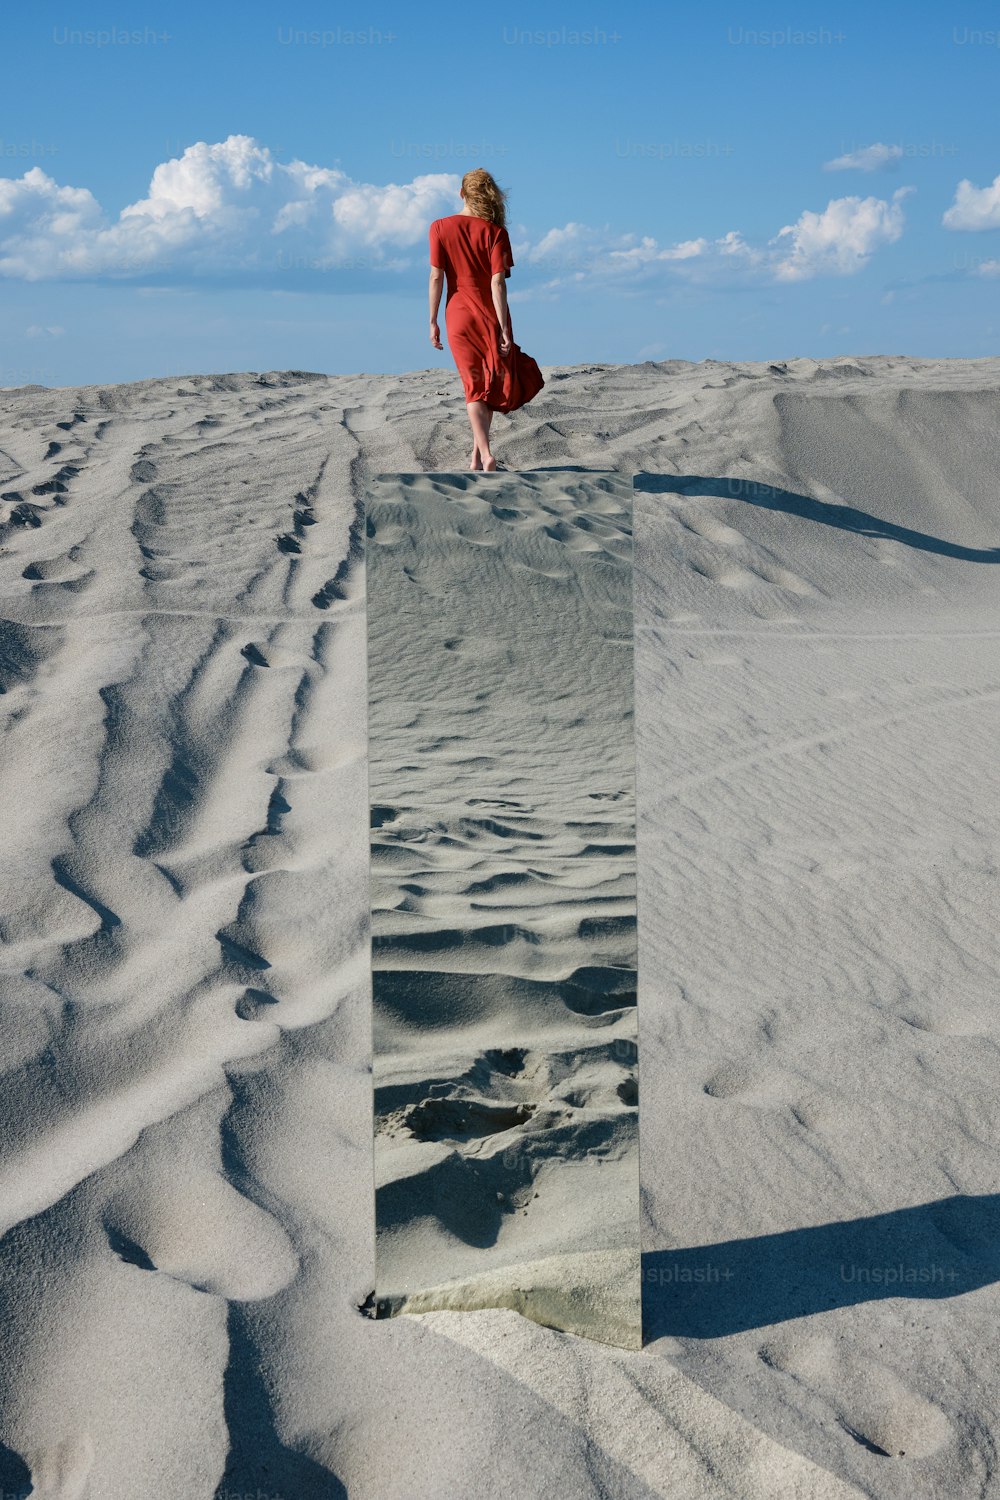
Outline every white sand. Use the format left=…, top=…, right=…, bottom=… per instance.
left=0, top=355, right=997, bottom=1497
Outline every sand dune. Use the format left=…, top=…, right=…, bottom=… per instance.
left=0, top=354, right=998, bottom=1498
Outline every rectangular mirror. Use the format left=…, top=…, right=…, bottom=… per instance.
left=366, top=470, right=640, bottom=1349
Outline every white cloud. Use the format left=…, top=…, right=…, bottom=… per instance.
left=824, top=143, right=903, bottom=172
left=516, top=191, right=908, bottom=295
left=0, top=134, right=459, bottom=280
left=513, top=221, right=768, bottom=292
left=0, top=136, right=913, bottom=292
left=977, top=259, right=1000, bottom=277
left=716, top=230, right=757, bottom=258
left=770, top=188, right=912, bottom=281
left=25, top=324, right=65, bottom=337
left=943, top=173, right=1000, bottom=230
left=605, top=235, right=707, bottom=270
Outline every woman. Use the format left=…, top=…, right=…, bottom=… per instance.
left=428, top=168, right=541, bottom=471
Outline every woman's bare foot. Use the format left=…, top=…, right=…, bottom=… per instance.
left=469, top=444, right=483, bottom=471
left=483, top=456, right=497, bottom=472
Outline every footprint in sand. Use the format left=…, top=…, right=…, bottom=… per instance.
left=18, top=1432, right=95, bottom=1500
left=55, top=411, right=87, bottom=431
left=22, top=560, right=93, bottom=594
left=100, top=1092, right=299, bottom=1301
left=3, top=500, right=44, bottom=529
left=702, top=1060, right=761, bottom=1099
left=757, top=1331, right=952, bottom=1460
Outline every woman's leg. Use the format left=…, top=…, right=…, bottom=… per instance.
left=466, top=401, right=496, bottom=470
left=481, top=406, right=495, bottom=469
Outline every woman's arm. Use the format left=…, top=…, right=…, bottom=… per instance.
left=491, top=273, right=512, bottom=355
left=429, top=267, right=444, bottom=348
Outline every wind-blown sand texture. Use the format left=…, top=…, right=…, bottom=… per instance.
left=0, top=355, right=998, bottom=1498
left=366, top=471, right=639, bottom=1348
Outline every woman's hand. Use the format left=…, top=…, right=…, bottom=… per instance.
left=499, top=327, right=512, bottom=358
left=430, top=320, right=443, bottom=350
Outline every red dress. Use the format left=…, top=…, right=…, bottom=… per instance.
left=430, top=213, right=541, bottom=413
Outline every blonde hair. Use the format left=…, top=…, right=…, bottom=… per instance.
left=461, top=168, right=507, bottom=227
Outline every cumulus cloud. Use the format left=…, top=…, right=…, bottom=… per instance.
left=515, top=191, right=909, bottom=295
left=824, top=143, right=903, bottom=172
left=512, top=221, right=767, bottom=293
left=0, top=135, right=459, bottom=280
left=942, top=173, right=1000, bottom=230
left=769, top=188, right=912, bottom=281
left=0, top=136, right=912, bottom=291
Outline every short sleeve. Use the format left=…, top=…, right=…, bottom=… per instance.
left=490, top=226, right=514, bottom=278
left=429, top=220, right=444, bottom=270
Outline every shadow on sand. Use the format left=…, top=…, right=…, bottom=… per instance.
left=643, top=1193, right=1000, bottom=1340
left=637, top=474, right=1000, bottom=563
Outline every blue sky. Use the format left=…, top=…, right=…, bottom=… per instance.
left=1, top=0, right=998, bottom=387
